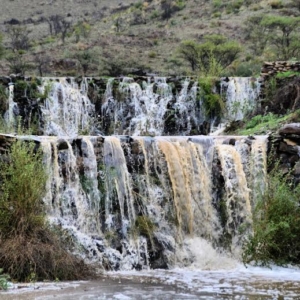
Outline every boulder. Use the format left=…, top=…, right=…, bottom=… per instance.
left=279, top=123, right=300, bottom=136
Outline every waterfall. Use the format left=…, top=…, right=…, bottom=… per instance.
left=221, top=77, right=261, bottom=121
left=36, top=134, right=267, bottom=269
left=2, top=76, right=267, bottom=271
left=40, top=78, right=94, bottom=136
left=6, top=82, right=18, bottom=129
left=5, top=76, right=261, bottom=136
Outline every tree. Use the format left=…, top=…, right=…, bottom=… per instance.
left=6, top=25, right=31, bottom=51
left=34, top=51, right=51, bottom=77
left=73, top=49, right=98, bottom=76
left=177, top=40, right=199, bottom=71
left=178, top=35, right=241, bottom=75
left=160, top=0, right=185, bottom=20
left=6, top=52, right=32, bottom=75
left=46, top=15, right=72, bottom=44
left=245, top=14, right=300, bottom=60
left=244, top=15, right=269, bottom=56
left=261, top=15, right=300, bottom=60
left=74, top=21, right=91, bottom=43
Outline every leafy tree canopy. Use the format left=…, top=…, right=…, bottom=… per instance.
left=178, top=35, right=241, bottom=75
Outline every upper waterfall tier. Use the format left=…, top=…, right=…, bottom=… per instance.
left=4, top=76, right=261, bottom=137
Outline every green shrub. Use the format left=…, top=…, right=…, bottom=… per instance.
left=148, top=51, right=157, bottom=58
left=199, top=77, right=225, bottom=117
left=245, top=113, right=276, bottom=129
left=212, top=12, right=222, bottom=18
left=134, top=1, right=143, bottom=9
left=269, top=0, right=284, bottom=9
left=0, top=268, right=10, bottom=290
left=0, top=141, right=93, bottom=281
left=242, top=168, right=300, bottom=266
left=150, top=10, right=160, bottom=19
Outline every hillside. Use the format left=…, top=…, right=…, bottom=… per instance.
left=0, top=0, right=299, bottom=76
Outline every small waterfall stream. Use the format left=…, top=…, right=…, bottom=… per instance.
left=2, top=76, right=268, bottom=271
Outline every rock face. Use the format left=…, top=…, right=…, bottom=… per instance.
left=269, top=123, right=300, bottom=185
left=279, top=123, right=300, bottom=136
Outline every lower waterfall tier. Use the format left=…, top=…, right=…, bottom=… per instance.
left=27, top=134, right=267, bottom=270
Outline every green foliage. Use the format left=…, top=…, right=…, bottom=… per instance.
left=199, top=77, right=225, bottom=117
left=225, top=60, right=262, bottom=77
left=134, top=1, right=143, bottom=9
left=262, top=15, right=300, bottom=59
left=73, top=21, right=91, bottom=43
left=0, top=141, right=47, bottom=238
left=236, top=112, right=295, bottom=135
left=0, top=84, right=7, bottom=113
left=245, top=113, right=276, bottom=129
left=178, top=35, right=241, bottom=74
left=132, top=216, right=156, bottom=243
left=0, top=141, right=93, bottom=281
left=6, top=52, right=33, bottom=76
left=242, top=169, right=300, bottom=266
left=73, top=49, right=98, bottom=75
left=0, top=268, right=10, bottom=290
left=269, top=0, right=284, bottom=9
left=276, top=70, right=300, bottom=78
left=148, top=51, right=157, bottom=58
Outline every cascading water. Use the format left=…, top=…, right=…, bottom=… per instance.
left=39, top=78, right=95, bottom=136
left=3, top=76, right=267, bottom=271
left=221, top=77, right=261, bottom=121
left=31, top=133, right=266, bottom=270
left=6, top=82, right=18, bottom=127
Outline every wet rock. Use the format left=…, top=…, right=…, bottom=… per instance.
left=279, top=123, right=300, bottom=136
left=222, top=138, right=236, bottom=146
left=278, top=141, right=299, bottom=154
left=293, top=161, right=300, bottom=175
left=57, top=139, right=69, bottom=150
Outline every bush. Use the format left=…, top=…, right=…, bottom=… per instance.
left=199, top=77, right=225, bottom=117
left=0, top=268, right=9, bottom=290
left=242, top=168, right=300, bottom=266
left=269, top=0, right=284, bottom=9
left=0, top=141, right=93, bottom=281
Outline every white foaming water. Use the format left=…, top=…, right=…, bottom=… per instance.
left=175, top=237, right=238, bottom=270
left=221, top=77, right=261, bottom=121
left=40, top=78, right=94, bottom=137
left=5, top=83, right=18, bottom=129
left=121, top=77, right=173, bottom=136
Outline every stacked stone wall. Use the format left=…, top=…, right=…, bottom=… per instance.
left=261, top=61, right=300, bottom=79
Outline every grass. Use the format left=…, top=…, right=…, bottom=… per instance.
left=235, top=112, right=296, bottom=135
left=276, top=71, right=300, bottom=79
